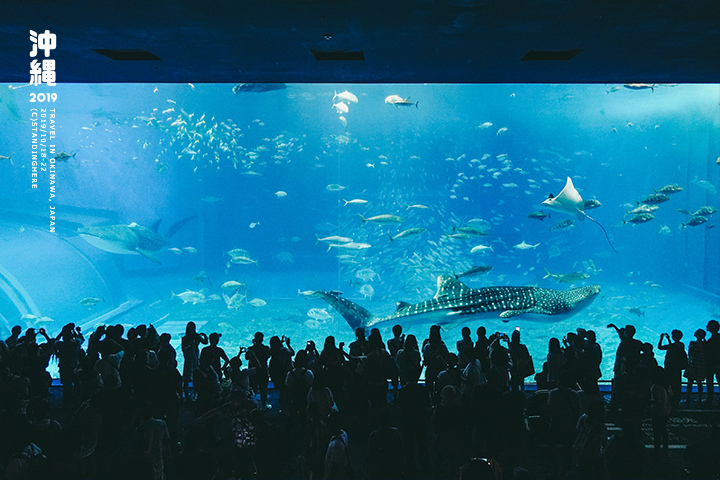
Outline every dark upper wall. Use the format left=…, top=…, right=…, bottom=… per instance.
left=2, top=0, right=719, bottom=84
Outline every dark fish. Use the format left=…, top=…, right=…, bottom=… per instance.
left=54, top=152, right=76, bottom=162
left=692, top=206, right=717, bottom=216
left=551, top=219, right=575, bottom=231
left=624, top=213, right=655, bottom=224
left=455, top=265, right=493, bottom=279
left=232, top=83, right=287, bottom=94
left=528, top=211, right=550, bottom=221
left=682, top=215, right=708, bottom=228
left=655, top=184, right=683, bottom=194
left=639, top=193, right=670, bottom=205
left=583, top=199, right=602, bottom=210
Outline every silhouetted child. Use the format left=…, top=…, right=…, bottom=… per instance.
left=684, top=329, right=707, bottom=404
left=650, top=366, right=672, bottom=455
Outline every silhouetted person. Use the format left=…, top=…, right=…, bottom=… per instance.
left=705, top=320, right=720, bottom=405
left=475, top=327, right=490, bottom=373
left=685, top=328, right=707, bottom=404
left=181, top=321, right=207, bottom=400
left=54, top=323, right=84, bottom=406
left=604, top=420, right=647, bottom=480
left=5, top=325, right=22, bottom=350
left=658, top=329, right=687, bottom=407
left=319, top=336, right=349, bottom=405
left=324, top=411, right=350, bottom=480
left=365, top=331, right=396, bottom=414
left=395, top=334, right=421, bottom=386
left=246, top=332, right=272, bottom=408
left=422, top=326, right=449, bottom=397
left=459, top=458, right=498, bottom=480
left=250, top=408, right=289, bottom=479
left=434, top=353, right=461, bottom=401
left=650, top=366, right=672, bottom=455
left=488, top=332, right=511, bottom=391
left=547, top=371, right=580, bottom=479
left=349, top=327, right=367, bottom=358
left=199, top=332, right=229, bottom=381
left=544, top=337, right=566, bottom=390
left=366, top=408, right=405, bottom=480
left=269, top=335, right=294, bottom=414
left=457, top=326, right=474, bottom=370
left=575, top=397, right=606, bottom=480
left=397, top=377, right=430, bottom=476
left=286, top=349, right=314, bottom=426
left=433, top=385, right=465, bottom=479
left=387, top=325, right=404, bottom=400
left=509, top=329, right=532, bottom=391
left=579, top=329, right=602, bottom=395
left=608, top=323, right=642, bottom=408
left=131, top=403, right=171, bottom=480
left=387, top=325, right=404, bottom=357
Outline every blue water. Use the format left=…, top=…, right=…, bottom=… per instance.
left=0, top=82, right=719, bottom=377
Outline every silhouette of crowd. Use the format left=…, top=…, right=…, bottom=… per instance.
left=0, top=319, right=718, bottom=480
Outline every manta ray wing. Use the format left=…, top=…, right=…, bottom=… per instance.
left=543, top=177, right=586, bottom=220
left=542, top=177, right=618, bottom=253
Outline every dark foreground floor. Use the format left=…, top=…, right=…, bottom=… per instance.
left=41, top=385, right=719, bottom=480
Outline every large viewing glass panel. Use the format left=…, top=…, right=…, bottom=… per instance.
left=1, top=83, right=718, bottom=377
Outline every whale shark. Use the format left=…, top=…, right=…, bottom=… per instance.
left=77, top=216, right=195, bottom=264
left=311, top=275, right=601, bottom=330
left=543, top=177, right=617, bottom=253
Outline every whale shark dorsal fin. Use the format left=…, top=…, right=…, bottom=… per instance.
left=542, top=177, right=585, bottom=220
left=434, top=275, right=473, bottom=299
left=396, top=301, right=411, bottom=311
left=165, top=215, right=197, bottom=238
left=149, top=219, right=162, bottom=233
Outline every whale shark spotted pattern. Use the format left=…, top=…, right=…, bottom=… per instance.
left=312, top=275, right=601, bottom=330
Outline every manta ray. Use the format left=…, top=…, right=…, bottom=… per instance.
left=311, top=275, right=601, bottom=330
left=543, top=177, right=617, bottom=253
left=77, top=216, right=195, bottom=264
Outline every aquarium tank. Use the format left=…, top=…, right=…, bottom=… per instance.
left=0, top=82, right=719, bottom=378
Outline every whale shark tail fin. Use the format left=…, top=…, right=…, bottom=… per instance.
left=311, top=290, right=374, bottom=330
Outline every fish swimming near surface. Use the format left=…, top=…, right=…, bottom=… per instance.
left=385, top=95, right=418, bottom=108
left=623, top=83, right=657, bottom=92
left=232, top=83, right=287, bottom=94
left=542, top=177, right=617, bottom=253
left=311, top=275, right=601, bottom=329
left=333, top=90, right=358, bottom=103
left=77, top=216, right=195, bottom=264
